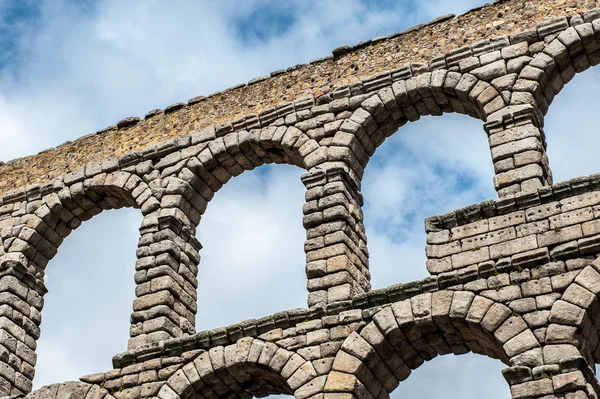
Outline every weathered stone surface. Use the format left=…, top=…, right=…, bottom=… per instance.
left=510, top=379, right=553, bottom=399
left=552, top=371, right=587, bottom=393
left=4, top=2, right=600, bottom=399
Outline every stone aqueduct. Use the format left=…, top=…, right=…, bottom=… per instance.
left=2, top=0, right=600, bottom=397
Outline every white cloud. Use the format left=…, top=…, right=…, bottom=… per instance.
left=0, top=93, right=32, bottom=161
left=363, top=115, right=496, bottom=286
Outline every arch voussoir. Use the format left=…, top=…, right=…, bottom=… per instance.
left=329, top=292, right=522, bottom=399
left=565, top=262, right=600, bottom=363
left=161, top=338, right=304, bottom=399
left=3, top=165, right=204, bottom=354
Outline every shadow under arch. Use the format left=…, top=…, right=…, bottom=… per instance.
left=159, top=338, right=307, bottom=399
left=326, top=291, right=523, bottom=399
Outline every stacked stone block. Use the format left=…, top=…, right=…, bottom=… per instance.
left=86, top=250, right=600, bottom=399
left=424, top=187, right=600, bottom=284
left=0, top=266, right=42, bottom=396
left=1, top=1, right=600, bottom=196
left=14, top=236, right=600, bottom=399
left=129, top=209, right=201, bottom=350
left=484, top=105, right=551, bottom=196
left=302, top=166, right=370, bottom=305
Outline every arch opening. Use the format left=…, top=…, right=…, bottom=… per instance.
left=178, top=361, right=293, bottom=399
left=33, top=207, right=141, bottom=388
left=361, top=114, right=495, bottom=285
left=329, top=293, right=518, bottom=399
left=544, top=66, right=600, bottom=182
left=195, top=164, right=307, bottom=331
left=161, top=339, right=301, bottom=399
left=328, top=69, right=502, bottom=185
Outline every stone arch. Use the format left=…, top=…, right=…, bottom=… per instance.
left=2, top=170, right=153, bottom=275
left=0, top=168, right=205, bottom=393
left=552, top=262, right=600, bottom=366
left=288, top=69, right=509, bottom=307
left=159, top=126, right=330, bottom=308
left=325, top=292, right=530, bottom=399
left=512, top=18, right=600, bottom=118
left=488, top=15, right=600, bottom=197
left=159, top=337, right=312, bottom=399
left=177, top=125, right=315, bottom=209
left=297, top=72, right=505, bottom=306
left=0, top=169, right=157, bottom=352
left=160, top=126, right=309, bottom=232
left=323, top=70, right=503, bottom=182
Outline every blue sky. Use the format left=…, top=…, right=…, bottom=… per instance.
left=0, top=0, right=599, bottom=397
left=0, top=1, right=38, bottom=70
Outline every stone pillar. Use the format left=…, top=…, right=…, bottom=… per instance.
left=128, top=201, right=201, bottom=350
left=0, top=187, right=68, bottom=396
left=0, top=253, right=44, bottom=396
left=301, top=164, right=370, bottom=307
left=484, top=104, right=552, bottom=197
left=503, top=347, right=600, bottom=399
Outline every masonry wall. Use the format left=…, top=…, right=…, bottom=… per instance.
left=1, top=1, right=600, bottom=398
left=425, top=189, right=600, bottom=276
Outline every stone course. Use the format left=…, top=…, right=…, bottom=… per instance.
left=2, top=1, right=600, bottom=398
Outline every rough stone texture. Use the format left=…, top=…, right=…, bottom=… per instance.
left=2, top=2, right=600, bottom=399
left=0, top=0, right=597, bottom=195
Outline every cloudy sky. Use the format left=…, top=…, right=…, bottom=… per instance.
left=0, top=0, right=598, bottom=397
